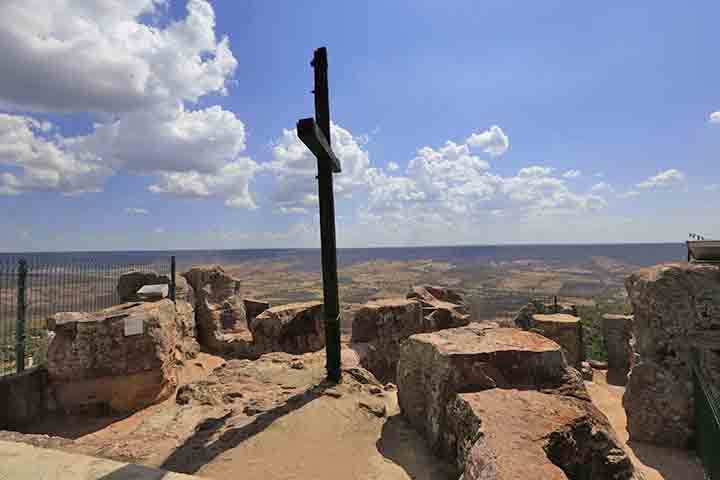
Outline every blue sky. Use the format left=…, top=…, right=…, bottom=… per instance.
left=1, top=0, right=719, bottom=252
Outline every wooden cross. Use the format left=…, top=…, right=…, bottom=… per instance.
left=296, top=47, right=342, bottom=383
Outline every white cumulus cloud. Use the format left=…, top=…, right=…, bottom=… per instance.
left=709, top=111, right=720, bottom=124
left=465, top=125, right=509, bottom=156
left=637, top=169, right=685, bottom=189
left=562, top=169, right=581, bottom=178
left=0, top=114, right=110, bottom=195
left=268, top=123, right=370, bottom=213
left=149, top=158, right=259, bottom=209
left=0, top=0, right=237, bottom=114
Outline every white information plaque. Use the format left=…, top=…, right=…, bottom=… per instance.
left=124, top=317, right=144, bottom=336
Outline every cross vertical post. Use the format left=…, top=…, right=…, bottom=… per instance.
left=297, top=47, right=342, bottom=383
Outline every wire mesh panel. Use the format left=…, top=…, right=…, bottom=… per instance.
left=0, top=256, right=173, bottom=375
left=0, top=260, right=19, bottom=375
left=693, top=351, right=720, bottom=480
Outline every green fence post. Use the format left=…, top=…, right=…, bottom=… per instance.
left=16, top=259, right=27, bottom=374
left=169, top=256, right=176, bottom=302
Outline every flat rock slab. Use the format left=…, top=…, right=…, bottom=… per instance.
left=250, top=301, right=325, bottom=355
left=531, top=313, right=583, bottom=366
left=397, top=325, right=582, bottom=459
left=448, top=389, right=636, bottom=480
left=0, top=440, right=201, bottom=480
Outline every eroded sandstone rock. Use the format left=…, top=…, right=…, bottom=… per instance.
left=602, top=314, right=634, bottom=378
left=397, top=324, right=637, bottom=479
left=117, top=271, right=170, bottom=302
left=407, top=285, right=470, bottom=328
left=397, top=325, right=581, bottom=457
left=448, top=389, right=636, bottom=480
left=250, top=301, right=325, bottom=355
left=531, top=313, right=583, bottom=366
left=182, top=265, right=249, bottom=354
left=46, top=300, right=179, bottom=413
left=514, top=299, right=578, bottom=330
left=352, top=291, right=470, bottom=382
left=351, top=298, right=423, bottom=381
left=623, top=262, right=720, bottom=446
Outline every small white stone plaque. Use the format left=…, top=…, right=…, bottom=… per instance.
left=124, top=317, right=144, bottom=336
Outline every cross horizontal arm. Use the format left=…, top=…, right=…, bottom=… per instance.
left=297, top=117, right=341, bottom=173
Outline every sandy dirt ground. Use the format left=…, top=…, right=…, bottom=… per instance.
left=5, top=349, right=454, bottom=480
left=586, top=371, right=705, bottom=480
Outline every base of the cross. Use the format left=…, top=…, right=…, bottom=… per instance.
left=325, top=316, right=342, bottom=383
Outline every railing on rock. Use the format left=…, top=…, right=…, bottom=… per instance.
left=692, top=348, right=720, bottom=480
left=0, top=255, right=174, bottom=376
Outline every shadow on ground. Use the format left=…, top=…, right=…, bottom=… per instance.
left=161, top=383, right=328, bottom=474
left=376, top=414, right=456, bottom=480
left=97, top=464, right=169, bottom=480
left=20, top=412, right=131, bottom=440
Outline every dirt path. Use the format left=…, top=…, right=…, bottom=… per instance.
left=197, top=389, right=454, bottom=480
left=586, top=371, right=704, bottom=480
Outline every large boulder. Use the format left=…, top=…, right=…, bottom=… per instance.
left=350, top=298, right=423, bottom=381
left=182, top=265, right=249, bottom=354
left=407, top=285, right=470, bottom=327
left=397, top=325, right=581, bottom=458
left=602, top=314, right=635, bottom=379
left=531, top=313, right=584, bottom=366
left=46, top=300, right=179, bottom=413
left=352, top=293, right=470, bottom=382
left=397, top=324, right=637, bottom=479
left=514, top=299, right=578, bottom=330
left=249, top=301, right=325, bottom=355
left=623, top=262, right=720, bottom=446
left=448, top=389, right=636, bottom=479
left=117, top=271, right=170, bottom=302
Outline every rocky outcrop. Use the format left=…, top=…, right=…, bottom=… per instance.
left=623, top=262, right=720, bottom=447
left=351, top=299, right=423, bottom=381
left=514, top=299, right=578, bottom=330
left=117, top=271, right=170, bottom=302
left=249, top=301, right=325, bottom=355
left=602, top=314, right=634, bottom=379
left=182, top=265, right=249, bottom=355
left=407, top=285, right=470, bottom=328
left=397, top=324, right=637, bottom=479
left=46, top=300, right=179, bottom=413
left=351, top=289, right=470, bottom=382
left=448, top=390, right=635, bottom=479
left=531, top=313, right=583, bottom=366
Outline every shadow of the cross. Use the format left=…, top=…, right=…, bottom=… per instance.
left=160, top=382, right=329, bottom=474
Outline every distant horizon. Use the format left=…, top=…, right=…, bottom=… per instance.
left=0, top=240, right=686, bottom=256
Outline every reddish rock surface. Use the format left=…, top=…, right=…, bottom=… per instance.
left=46, top=300, right=179, bottom=413
left=397, top=324, right=637, bottom=479
left=531, top=313, right=584, bottom=366
left=407, top=285, right=470, bottom=328
left=514, top=299, right=578, bottom=329
left=351, top=288, right=470, bottom=382
left=182, top=265, right=250, bottom=355
left=624, top=262, right=720, bottom=446
left=249, top=301, right=325, bottom=355
left=448, top=389, right=635, bottom=479
left=602, top=314, right=635, bottom=379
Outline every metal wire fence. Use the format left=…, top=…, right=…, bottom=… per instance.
left=692, top=349, right=720, bottom=480
left=0, top=256, right=173, bottom=376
